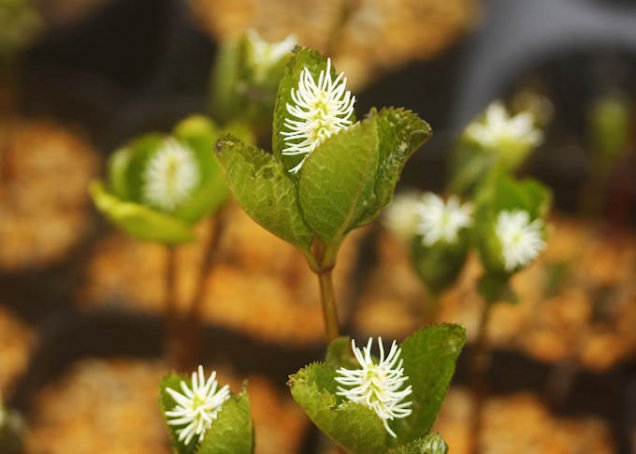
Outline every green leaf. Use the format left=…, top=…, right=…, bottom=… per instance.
left=215, top=135, right=313, bottom=252
left=90, top=181, right=195, bottom=244
left=356, top=108, right=432, bottom=226
left=298, top=118, right=379, bottom=247
left=389, top=433, right=448, bottom=454
left=121, top=133, right=166, bottom=204
left=477, top=273, right=517, bottom=305
left=288, top=363, right=387, bottom=454
left=410, top=233, right=469, bottom=294
left=107, top=146, right=134, bottom=200
left=390, top=324, right=465, bottom=445
left=159, top=373, right=200, bottom=454
left=198, top=390, right=253, bottom=454
left=172, top=116, right=229, bottom=223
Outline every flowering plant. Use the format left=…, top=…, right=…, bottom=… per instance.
left=288, top=325, right=464, bottom=453
left=159, top=366, right=253, bottom=454
left=90, top=116, right=251, bottom=244
left=215, top=46, right=431, bottom=339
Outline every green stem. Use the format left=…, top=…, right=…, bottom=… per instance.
left=164, top=245, right=180, bottom=368
left=468, top=299, right=493, bottom=454
left=422, top=290, right=441, bottom=325
left=317, top=268, right=340, bottom=342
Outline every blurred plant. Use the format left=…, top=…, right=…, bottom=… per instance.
left=450, top=101, right=543, bottom=196
left=581, top=91, right=634, bottom=218
left=211, top=29, right=297, bottom=139
left=91, top=116, right=253, bottom=369
left=216, top=46, right=431, bottom=341
left=0, top=0, right=41, bottom=63
left=0, top=394, right=23, bottom=454
left=383, top=192, right=473, bottom=322
left=468, top=170, right=551, bottom=454
left=288, top=325, right=464, bottom=453
left=159, top=365, right=253, bottom=454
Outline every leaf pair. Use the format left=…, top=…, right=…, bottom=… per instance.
left=216, top=46, right=431, bottom=268
left=288, top=324, right=465, bottom=453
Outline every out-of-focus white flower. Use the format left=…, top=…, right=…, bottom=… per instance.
left=142, top=139, right=199, bottom=211
left=335, top=337, right=413, bottom=437
left=165, top=366, right=231, bottom=445
left=465, top=101, right=543, bottom=150
left=281, top=59, right=355, bottom=173
left=495, top=210, right=545, bottom=271
left=382, top=191, right=423, bottom=241
left=245, top=29, right=297, bottom=80
left=416, top=192, right=472, bottom=246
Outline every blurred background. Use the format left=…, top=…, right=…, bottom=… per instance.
left=0, top=0, right=635, bottom=452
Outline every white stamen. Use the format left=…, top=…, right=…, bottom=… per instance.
left=281, top=58, right=355, bottom=173
left=142, top=138, right=199, bottom=211
left=165, top=366, right=231, bottom=445
left=335, top=337, right=413, bottom=437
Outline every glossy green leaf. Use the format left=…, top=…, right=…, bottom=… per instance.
left=198, top=390, right=253, bottom=454
left=90, top=181, right=195, bottom=244
left=390, top=324, right=465, bottom=445
left=288, top=362, right=387, bottom=454
left=355, top=108, right=432, bottom=227
left=215, top=135, right=313, bottom=252
left=389, top=433, right=448, bottom=454
left=298, top=118, right=379, bottom=247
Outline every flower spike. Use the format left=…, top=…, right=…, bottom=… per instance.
left=165, top=366, right=231, bottom=445
left=417, top=192, right=473, bottom=246
left=335, top=337, right=413, bottom=437
left=281, top=58, right=355, bottom=173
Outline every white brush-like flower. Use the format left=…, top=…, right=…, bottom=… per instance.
left=245, top=29, right=296, bottom=80
left=495, top=210, right=545, bottom=271
left=142, top=139, right=199, bottom=211
left=465, top=101, right=542, bottom=150
left=281, top=58, right=355, bottom=173
left=417, top=192, right=472, bottom=246
left=335, top=337, right=413, bottom=437
left=165, top=366, right=231, bottom=445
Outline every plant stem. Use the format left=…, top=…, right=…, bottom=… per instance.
left=164, top=245, right=180, bottom=368
left=317, top=268, right=340, bottom=342
left=468, top=300, right=493, bottom=454
left=422, top=290, right=441, bottom=325
left=179, top=212, right=227, bottom=371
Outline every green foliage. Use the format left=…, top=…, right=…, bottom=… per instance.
left=215, top=135, right=313, bottom=253
left=0, top=0, right=42, bottom=61
left=91, top=116, right=239, bottom=244
left=288, top=325, right=465, bottom=453
left=218, top=45, right=431, bottom=270
left=410, top=231, right=470, bottom=295
left=388, top=433, right=448, bottom=454
left=159, top=374, right=253, bottom=454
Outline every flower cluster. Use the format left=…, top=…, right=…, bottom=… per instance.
left=336, top=337, right=413, bottom=437
left=245, top=29, right=297, bottom=81
left=165, top=366, right=231, bottom=445
left=416, top=193, right=473, bottom=246
left=495, top=209, right=545, bottom=271
left=465, top=101, right=543, bottom=150
left=282, top=58, right=356, bottom=173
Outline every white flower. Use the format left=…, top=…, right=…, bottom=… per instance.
left=245, top=29, right=296, bottom=80
left=165, top=366, right=231, bottom=445
left=382, top=191, right=423, bottom=241
left=142, top=138, right=199, bottom=211
left=465, top=101, right=542, bottom=150
left=495, top=210, right=545, bottom=271
left=417, top=192, right=472, bottom=246
left=281, top=58, right=355, bottom=173
left=335, top=337, right=413, bottom=437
